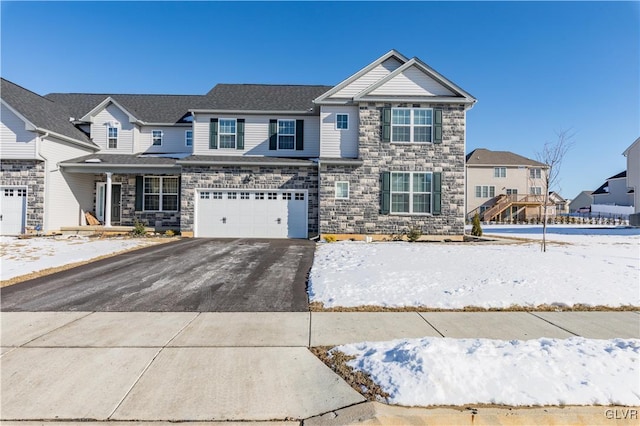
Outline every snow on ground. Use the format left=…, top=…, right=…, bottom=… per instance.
left=337, top=336, right=640, bottom=406
left=309, top=226, right=640, bottom=309
left=0, top=235, right=160, bottom=281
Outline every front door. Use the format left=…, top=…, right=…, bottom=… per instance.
left=96, top=183, right=122, bottom=224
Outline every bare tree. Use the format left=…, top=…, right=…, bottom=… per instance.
left=536, top=130, right=575, bottom=252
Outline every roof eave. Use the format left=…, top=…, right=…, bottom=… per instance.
left=79, top=96, right=140, bottom=124
left=354, top=96, right=476, bottom=105
left=177, top=158, right=316, bottom=167
left=59, top=162, right=181, bottom=174
left=189, top=109, right=316, bottom=115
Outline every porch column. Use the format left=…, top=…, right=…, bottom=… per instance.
left=105, top=172, right=113, bottom=227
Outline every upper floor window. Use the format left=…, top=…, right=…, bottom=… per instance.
left=185, top=130, right=193, bottom=147
left=336, top=114, right=349, bottom=130
left=152, top=130, right=163, bottom=146
left=392, top=108, right=432, bottom=143
left=107, top=127, right=118, bottom=149
left=278, top=119, right=295, bottom=150
left=391, top=172, right=432, bottom=214
left=530, top=168, right=542, bottom=179
left=494, top=167, right=506, bottom=178
left=530, top=186, right=542, bottom=195
left=219, top=119, right=237, bottom=149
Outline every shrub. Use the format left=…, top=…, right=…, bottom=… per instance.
left=131, top=219, right=147, bottom=237
left=406, top=226, right=422, bottom=242
left=471, top=212, right=483, bottom=237
left=165, top=229, right=176, bottom=237
left=324, top=234, right=337, bottom=243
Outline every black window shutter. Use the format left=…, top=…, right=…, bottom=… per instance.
left=269, top=119, right=277, bottom=150
left=210, top=118, right=218, bottom=149
left=381, top=171, right=391, bottom=214
left=295, top=119, right=304, bottom=151
left=433, top=108, right=443, bottom=144
left=236, top=119, right=245, bottom=150
left=433, top=172, right=442, bottom=215
left=177, top=177, right=182, bottom=211
left=382, top=107, right=391, bottom=143
left=135, top=176, right=143, bottom=211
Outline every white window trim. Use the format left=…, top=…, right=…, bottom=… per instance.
left=107, top=126, right=118, bottom=149
left=143, top=175, right=179, bottom=212
left=530, top=186, right=543, bottom=195
left=336, top=113, right=349, bottom=130
left=185, top=130, right=193, bottom=147
left=475, top=185, right=496, bottom=198
left=390, top=172, right=433, bottom=215
left=335, top=181, right=350, bottom=199
left=277, top=119, right=296, bottom=151
left=218, top=118, right=237, bottom=149
left=530, top=168, right=542, bottom=179
left=494, top=167, right=506, bottom=178
left=152, top=130, right=163, bottom=146
left=391, top=108, right=433, bottom=144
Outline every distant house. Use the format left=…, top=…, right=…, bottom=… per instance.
left=623, top=137, right=640, bottom=225
left=569, top=191, right=594, bottom=213
left=549, top=192, right=569, bottom=215
left=591, top=171, right=633, bottom=207
left=465, top=148, right=552, bottom=221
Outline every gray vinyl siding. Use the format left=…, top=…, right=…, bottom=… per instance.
left=331, top=57, right=403, bottom=99
left=91, top=104, right=135, bottom=153
left=193, top=113, right=320, bottom=157
left=40, top=136, right=95, bottom=231
left=319, top=106, right=359, bottom=158
left=138, top=126, right=193, bottom=154
left=0, top=103, right=37, bottom=159
left=368, top=65, right=456, bottom=97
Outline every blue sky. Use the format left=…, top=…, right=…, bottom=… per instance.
left=2, top=1, right=638, bottom=200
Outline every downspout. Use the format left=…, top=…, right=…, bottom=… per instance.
left=36, top=132, right=49, bottom=233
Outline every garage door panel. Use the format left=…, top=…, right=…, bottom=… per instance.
left=1, top=187, right=27, bottom=235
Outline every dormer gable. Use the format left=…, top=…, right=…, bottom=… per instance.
left=80, top=97, right=140, bottom=124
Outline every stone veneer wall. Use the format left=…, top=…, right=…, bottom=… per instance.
left=93, top=174, right=181, bottom=228
left=319, top=103, right=466, bottom=236
left=0, top=160, right=45, bottom=229
left=180, top=165, right=319, bottom=235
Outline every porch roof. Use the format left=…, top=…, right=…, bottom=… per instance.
left=177, top=155, right=316, bottom=167
left=59, top=153, right=182, bottom=174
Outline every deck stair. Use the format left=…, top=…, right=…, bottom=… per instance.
left=482, top=194, right=544, bottom=221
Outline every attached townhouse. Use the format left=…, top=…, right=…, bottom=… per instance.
left=0, top=50, right=476, bottom=239
left=623, top=137, right=640, bottom=225
left=465, top=148, right=552, bottom=221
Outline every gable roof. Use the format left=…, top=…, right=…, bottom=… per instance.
left=198, top=84, right=333, bottom=114
left=606, top=170, right=627, bottom=180
left=623, top=136, right=640, bottom=156
left=45, top=92, right=208, bottom=124
left=592, top=172, right=626, bottom=195
left=1, top=78, right=94, bottom=146
left=466, top=148, right=547, bottom=167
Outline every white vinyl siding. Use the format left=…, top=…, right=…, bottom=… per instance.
left=0, top=103, right=37, bottom=159
left=319, top=105, right=358, bottom=158
left=368, top=65, right=456, bottom=97
left=91, top=104, right=134, bottom=153
left=331, top=57, right=403, bottom=98
left=139, top=126, right=191, bottom=153
left=39, top=136, right=95, bottom=232
left=192, top=113, right=320, bottom=157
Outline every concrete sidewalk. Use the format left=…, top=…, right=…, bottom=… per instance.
left=2, top=311, right=639, bottom=423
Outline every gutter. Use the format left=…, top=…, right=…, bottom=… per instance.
left=177, top=159, right=315, bottom=167
left=35, top=128, right=98, bottom=151
left=188, top=109, right=316, bottom=115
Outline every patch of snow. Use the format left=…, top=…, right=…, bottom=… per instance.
left=337, top=337, right=640, bottom=406
left=308, top=229, right=639, bottom=309
left=0, top=236, right=158, bottom=281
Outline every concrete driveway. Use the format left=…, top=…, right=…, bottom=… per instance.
left=0, top=238, right=315, bottom=312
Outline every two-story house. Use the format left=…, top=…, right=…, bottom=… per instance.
left=465, top=148, right=551, bottom=221
left=623, top=137, right=640, bottom=225
left=1, top=50, right=476, bottom=239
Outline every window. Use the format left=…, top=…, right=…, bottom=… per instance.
left=143, top=176, right=178, bottom=211
left=335, top=181, right=349, bottom=199
left=228, top=192, right=237, bottom=199
left=391, top=108, right=432, bottom=143
left=475, top=185, right=496, bottom=198
left=200, top=192, right=210, bottom=199
left=282, top=192, right=292, bottom=200
left=212, top=192, right=223, bottom=199
left=107, top=127, right=118, bottom=149
left=506, top=188, right=518, bottom=196
left=278, top=120, right=296, bottom=150
left=219, top=119, right=236, bottom=149
left=295, top=193, right=305, bottom=200
left=390, top=172, right=432, bottom=214
left=336, top=114, right=349, bottom=130
left=530, top=168, right=542, bottom=179
left=530, top=187, right=542, bottom=195
left=494, top=167, right=506, bottom=178
left=152, top=130, right=163, bottom=146
left=268, top=192, right=278, bottom=200
left=185, top=130, right=193, bottom=147
left=240, top=192, right=250, bottom=200
left=255, top=192, right=265, bottom=200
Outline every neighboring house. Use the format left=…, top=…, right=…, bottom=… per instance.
left=591, top=171, right=633, bottom=207
left=548, top=191, right=569, bottom=215
left=465, top=148, right=551, bottom=221
left=623, top=137, right=640, bottom=225
left=0, top=50, right=477, bottom=238
left=569, top=191, right=593, bottom=213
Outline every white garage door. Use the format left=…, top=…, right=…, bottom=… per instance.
left=195, top=189, right=308, bottom=238
left=0, top=187, right=27, bottom=235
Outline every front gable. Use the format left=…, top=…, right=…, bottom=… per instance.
left=80, top=97, right=139, bottom=124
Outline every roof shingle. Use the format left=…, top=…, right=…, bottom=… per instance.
left=466, top=148, right=547, bottom=167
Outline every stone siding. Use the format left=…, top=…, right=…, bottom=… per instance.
left=319, top=103, right=466, bottom=236
left=180, top=165, right=319, bottom=236
left=0, top=159, right=45, bottom=229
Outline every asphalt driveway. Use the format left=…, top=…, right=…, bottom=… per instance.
left=0, top=238, right=315, bottom=312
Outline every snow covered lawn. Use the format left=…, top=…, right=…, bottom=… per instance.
left=336, top=336, right=640, bottom=406
left=0, top=235, right=163, bottom=282
left=309, top=226, right=640, bottom=309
